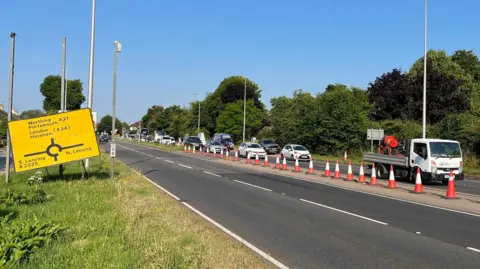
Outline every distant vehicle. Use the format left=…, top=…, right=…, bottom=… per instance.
left=161, top=136, right=173, bottom=145
left=213, top=133, right=235, bottom=151
left=280, top=144, right=311, bottom=161
left=258, top=139, right=280, bottom=154
left=184, top=136, right=203, bottom=149
left=154, top=130, right=166, bottom=143
left=206, top=141, right=223, bottom=153
left=363, top=136, right=464, bottom=184
left=238, top=142, right=266, bottom=159
left=98, top=134, right=109, bottom=143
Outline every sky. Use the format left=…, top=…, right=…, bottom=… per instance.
left=1, top=0, right=479, bottom=124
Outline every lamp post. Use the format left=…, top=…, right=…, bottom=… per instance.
left=85, top=0, right=96, bottom=169
left=422, top=0, right=427, bottom=139
left=5, top=32, right=16, bottom=184
left=194, top=93, right=200, bottom=132
left=242, top=76, right=246, bottom=143
left=110, top=41, right=121, bottom=179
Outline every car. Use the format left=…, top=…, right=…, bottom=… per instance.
left=206, top=140, right=223, bottom=153
left=98, top=134, right=109, bottom=143
left=184, top=136, right=203, bottom=149
left=258, top=139, right=280, bottom=154
left=238, top=142, right=267, bottom=159
left=280, top=144, right=311, bottom=161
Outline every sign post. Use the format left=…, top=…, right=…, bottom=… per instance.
left=367, top=128, right=384, bottom=153
left=5, top=32, right=16, bottom=184
left=8, top=108, right=100, bottom=173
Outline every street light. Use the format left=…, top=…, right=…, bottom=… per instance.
left=243, top=76, right=246, bottom=143
left=110, top=40, right=121, bottom=179
left=5, top=32, right=16, bottom=184
left=422, top=0, right=427, bottom=139
left=85, top=0, right=97, bottom=170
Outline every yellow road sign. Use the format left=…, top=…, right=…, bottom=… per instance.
left=8, top=108, right=100, bottom=172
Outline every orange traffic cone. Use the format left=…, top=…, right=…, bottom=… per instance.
left=213, top=150, right=217, bottom=158
left=273, top=155, right=280, bottom=169
left=357, top=162, right=365, bottom=183
left=445, top=170, right=458, bottom=199
left=189, top=145, right=192, bottom=153
left=193, top=146, right=196, bottom=154
left=344, top=151, right=348, bottom=162
left=345, top=161, right=354, bottom=181
left=368, top=163, right=377, bottom=185
left=262, top=155, right=269, bottom=167
left=306, top=157, right=315, bottom=175
left=245, top=152, right=252, bottom=164
left=253, top=153, right=260, bottom=165
left=280, top=156, right=288, bottom=170
left=333, top=160, right=340, bottom=179
left=220, top=149, right=224, bottom=159
left=292, top=156, right=301, bottom=172
left=412, top=167, right=424, bottom=194
left=205, top=147, right=210, bottom=156
left=225, top=149, right=230, bottom=160
left=324, top=160, right=331, bottom=177
left=233, top=151, right=239, bottom=161
left=184, top=145, right=187, bottom=152
left=387, top=165, right=396, bottom=189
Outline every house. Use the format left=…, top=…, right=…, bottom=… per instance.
left=130, top=121, right=140, bottom=132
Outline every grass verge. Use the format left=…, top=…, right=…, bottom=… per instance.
left=1, top=155, right=268, bottom=269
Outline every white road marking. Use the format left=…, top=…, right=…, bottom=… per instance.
left=178, top=164, right=193, bottom=169
left=156, top=157, right=162, bottom=160
left=299, top=198, right=388, bottom=225
left=181, top=201, right=290, bottom=269
left=164, top=160, right=175, bottom=164
left=272, top=172, right=480, bottom=218
left=233, top=180, right=272, bottom=192
left=467, top=247, right=480, bottom=253
left=203, top=171, right=222, bottom=177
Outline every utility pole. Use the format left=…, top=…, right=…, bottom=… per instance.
left=5, top=32, right=16, bottom=184
left=85, top=0, right=97, bottom=170
left=243, top=76, right=246, bottom=143
left=59, top=36, right=67, bottom=178
left=65, top=65, right=68, bottom=110
left=422, top=0, right=427, bottom=139
left=111, top=41, right=121, bottom=179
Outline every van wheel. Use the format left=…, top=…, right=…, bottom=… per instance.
left=441, top=180, right=448, bottom=185
left=376, top=164, right=388, bottom=179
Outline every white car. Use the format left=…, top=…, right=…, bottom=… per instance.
left=238, top=142, right=267, bottom=159
left=281, top=144, right=311, bottom=161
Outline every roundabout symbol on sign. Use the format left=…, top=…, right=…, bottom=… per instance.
left=24, top=138, right=84, bottom=162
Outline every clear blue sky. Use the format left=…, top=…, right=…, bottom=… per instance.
left=1, top=0, right=479, bottom=123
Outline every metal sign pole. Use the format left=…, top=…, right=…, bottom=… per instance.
left=5, top=32, right=16, bottom=184
left=110, top=41, right=121, bottom=179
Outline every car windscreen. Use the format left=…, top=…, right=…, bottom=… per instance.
left=222, top=138, right=233, bottom=143
left=429, top=142, right=461, bottom=158
left=293, top=145, right=307, bottom=151
left=189, top=137, right=201, bottom=142
left=211, top=141, right=221, bottom=145
left=247, top=144, right=261, bottom=148
left=263, top=140, right=274, bottom=144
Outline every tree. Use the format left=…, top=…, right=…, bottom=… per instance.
left=451, top=50, right=480, bottom=83
left=141, top=105, right=164, bottom=132
left=216, top=100, right=264, bottom=142
left=367, top=69, right=413, bottom=121
left=408, top=50, right=473, bottom=124
left=39, top=75, right=86, bottom=112
left=98, top=115, right=122, bottom=134
left=20, top=109, right=45, bottom=119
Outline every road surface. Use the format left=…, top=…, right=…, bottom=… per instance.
left=107, top=141, right=480, bottom=269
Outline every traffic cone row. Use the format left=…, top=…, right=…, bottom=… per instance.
left=262, top=155, right=269, bottom=167
left=273, top=155, right=280, bottom=169
left=292, top=157, right=301, bottom=172
left=253, top=153, right=260, bottom=165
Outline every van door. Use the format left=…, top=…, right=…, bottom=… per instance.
left=411, top=142, right=429, bottom=172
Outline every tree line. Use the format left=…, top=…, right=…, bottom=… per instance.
left=141, top=49, right=480, bottom=164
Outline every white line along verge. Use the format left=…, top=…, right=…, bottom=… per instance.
left=467, top=247, right=480, bottom=253
left=233, top=180, right=272, bottom=192
left=181, top=201, right=290, bottom=269
left=203, top=171, right=222, bottom=177
left=299, top=198, right=388, bottom=225
left=164, top=160, right=175, bottom=164
left=178, top=164, right=193, bottom=169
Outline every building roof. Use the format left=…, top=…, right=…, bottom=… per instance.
left=130, top=121, right=140, bottom=128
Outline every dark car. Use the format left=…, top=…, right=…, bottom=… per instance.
left=258, top=139, right=280, bottom=154
left=98, top=134, right=109, bottom=143
left=184, top=136, right=203, bottom=149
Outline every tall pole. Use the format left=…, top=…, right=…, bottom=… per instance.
left=65, top=65, right=68, bottom=110
left=59, top=37, right=67, bottom=177
left=5, top=33, right=16, bottom=184
left=243, top=77, right=246, bottom=143
left=422, top=0, right=427, bottom=139
left=85, top=0, right=96, bottom=169
left=195, top=93, right=200, bottom=132
left=111, top=41, right=121, bottom=179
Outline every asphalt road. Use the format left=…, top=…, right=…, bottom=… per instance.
left=108, top=141, right=480, bottom=269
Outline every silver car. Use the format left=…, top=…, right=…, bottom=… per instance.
left=207, top=141, right=224, bottom=153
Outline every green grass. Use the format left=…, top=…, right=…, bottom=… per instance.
left=124, top=139, right=183, bottom=152
left=0, top=155, right=268, bottom=269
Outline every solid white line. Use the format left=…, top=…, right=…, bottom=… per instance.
left=156, top=157, right=162, bottom=160
left=233, top=180, right=272, bottom=192
left=467, top=247, right=480, bottom=253
left=271, top=172, right=480, bottom=218
left=299, top=198, right=388, bottom=225
left=130, top=169, right=180, bottom=201
left=181, top=201, right=290, bottom=269
left=203, top=171, right=222, bottom=177
left=178, top=164, right=192, bottom=169
left=164, top=160, right=175, bottom=164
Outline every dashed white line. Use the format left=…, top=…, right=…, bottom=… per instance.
left=233, top=180, right=272, bottom=192
left=467, top=247, right=480, bottom=253
left=299, top=198, right=388, bottom=225
left=203, top=171, right=222, bottom=177
left=178, top=164, right=193, bottom=169
left=181, top=202, right=290, bottom=269
left=164, top=160, right=175, bottom=164
left=156, top=157, right=162, bottom=160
